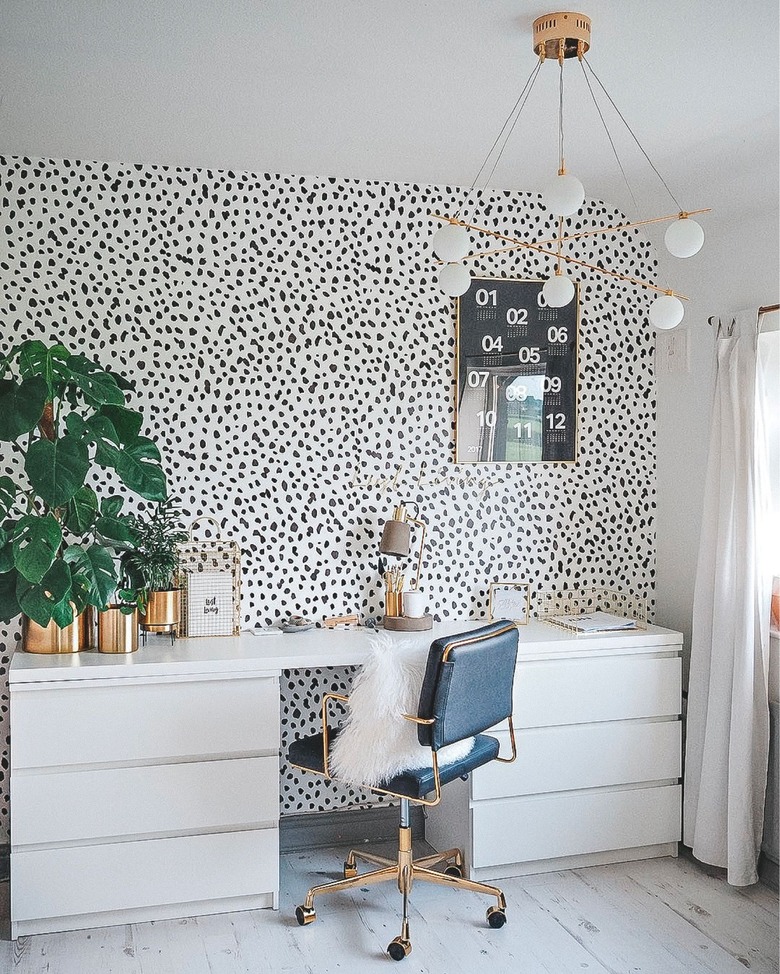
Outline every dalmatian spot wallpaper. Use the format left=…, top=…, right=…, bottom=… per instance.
left=0, top=156, right=658, bottom=835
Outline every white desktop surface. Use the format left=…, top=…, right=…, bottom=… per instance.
left=9, top=620, right=683, bottom=683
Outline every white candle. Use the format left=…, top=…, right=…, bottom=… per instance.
left=402, top=589, right=426, bottom=618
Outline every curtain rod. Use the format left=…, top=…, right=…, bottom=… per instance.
left=759, top=304, right=779, bottom=314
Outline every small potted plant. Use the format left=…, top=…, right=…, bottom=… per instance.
left=0, top=340, right=168, bottom=653
left=121, top=500, right=188, bottom=639
left=97, top=570, right=146, bottom=654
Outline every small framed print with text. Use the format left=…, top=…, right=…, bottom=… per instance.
left=489, top=582, right=531, bottom=625
left=456, top=277, right=578, bottom=463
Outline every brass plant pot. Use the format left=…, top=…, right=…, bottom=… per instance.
left=140, top=589, right=181, bottom=634
left=98, top=606, right=139, bottom=654
left=22, top=609, right=89, bottom=654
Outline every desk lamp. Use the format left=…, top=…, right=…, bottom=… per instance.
left=379, top=504, right=433, bottom=631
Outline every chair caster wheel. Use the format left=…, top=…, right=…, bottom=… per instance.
left=486, top=906, right=507, bottom=928
left=295, top=905, right=316, bottom=926
left=343, top=861, right=357, bottom=879
left=444, top=864, right=463, bottom=878
left=387, top=937, right=412, bottom=961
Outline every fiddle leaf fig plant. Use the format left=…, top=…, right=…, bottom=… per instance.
left=0, top=339, right=168, bottom=629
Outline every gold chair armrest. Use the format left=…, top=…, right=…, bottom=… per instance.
left=494, top=715, right=517, bottom=763
left=401, top=713, right=436, bottom=726
left=321, top=692, right=350, bottom=778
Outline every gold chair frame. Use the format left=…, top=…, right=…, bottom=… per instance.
left=289, top=624, right=518, bottom=960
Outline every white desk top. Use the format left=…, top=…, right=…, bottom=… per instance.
left=9, top=620, right=682, bottom=685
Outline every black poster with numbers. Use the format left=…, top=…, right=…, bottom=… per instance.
left=455, top=278, right=578, bottom=463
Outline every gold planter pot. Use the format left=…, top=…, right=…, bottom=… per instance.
left=98, top=607, right=139, bottom=654
left=140, top=589, right=181, bottom=634
left=22, top=609, right=90, bottom=654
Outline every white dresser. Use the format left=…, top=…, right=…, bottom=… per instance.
left=426, top=624, right=683, bottom=880
left=7, top=624, right=447, bottom=938
left=9, top=621, right=682, bottom=937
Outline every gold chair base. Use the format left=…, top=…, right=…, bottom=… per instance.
left=296, top=825, right=507, bottom=960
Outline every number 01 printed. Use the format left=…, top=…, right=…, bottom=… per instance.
left=455, top=278, right=579, bottom=463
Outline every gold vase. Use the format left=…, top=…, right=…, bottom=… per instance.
left=98, top=606, right=139, bottom=654
left=140, top=589, right=181, bottom=634
left=22, top=609, right=89, bottom=654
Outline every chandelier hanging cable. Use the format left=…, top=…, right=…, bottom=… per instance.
left=429, top=12, right=709, bottom=330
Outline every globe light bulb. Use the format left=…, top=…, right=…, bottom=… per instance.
left=649, top=293, right=684, bottom=330
left=541, top=172, right=585, bottom=217
left=542, top=273, right=575, bottom=308
left=432, top=223, right=470, bottom=262
left=664, top=217, right=704, bottom=258
left=437, top=263, right=471, bottom=297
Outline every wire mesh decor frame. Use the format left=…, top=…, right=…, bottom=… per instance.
left=176, top=517, right=241, bottom=637
left=536, top=587, right=647, bottom=633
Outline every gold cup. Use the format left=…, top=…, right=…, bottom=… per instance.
left=22, top=608, right=89, bottom=654
left=140, top=589, right=181, bottom=632
left=98, top=607, right=139, bottom=654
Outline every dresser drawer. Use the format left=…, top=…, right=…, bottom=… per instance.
left=11, top=675, right=279, bottom=769
left=11, top=827, right=278, bottom=923
left=514, top=655, right=680, bottom=728
left=472, top=784, right=681, bottom=868
left=473, top=720, right=681, bottom=800
left=12, top=755, right=278, bottom=846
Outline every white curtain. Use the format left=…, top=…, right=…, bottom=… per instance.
left=683, top=308, right=772, bottom=886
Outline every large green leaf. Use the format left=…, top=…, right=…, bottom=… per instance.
left=15, top=557, right=72, bottom=628
left=66, top=354, right=125, bottom=407
left=0, top=376, right=49, bottom=441
left=50, top=595, right=75, bottom=628
left=25, top=435, right=89, bottom=507
left=95, top=513, right=137, bottom=550
left=15, top=558, right=72, bottom=628
left=65, top=412, right=87, bottom=438
left=12, top=513, right=62, bottom=583
left=82, top=414, right=123, bottom=469
left=69, top=568, right=92, bottom=613
left=100, top=495, right=124, bottom=517
left=17, top=341, right=70, bottom=397
left=0, top=568, right=21, bottom=622
left=63, top=544, right=118, bottom=609
left=115, top=438, right=167, bottom=501
left=0, top=476, right=18, bottom=519
left=100, top=405, right=143, bottom=445
left=64, top=485, right=99, bottom=535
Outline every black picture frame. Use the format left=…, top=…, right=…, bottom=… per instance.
left=455, top=277, right=579, bottom=463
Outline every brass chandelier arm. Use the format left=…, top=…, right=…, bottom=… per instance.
left=539, top=208, right=712, bottom=247
left=431, top=208, right=710, bottom=249
left=428, top=212, right=689, bottom=300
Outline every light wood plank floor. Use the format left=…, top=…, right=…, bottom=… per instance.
left=0, top=845, right=777, bottom=973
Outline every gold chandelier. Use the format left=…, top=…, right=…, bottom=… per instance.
left=430, top=12, right=709, bottom=330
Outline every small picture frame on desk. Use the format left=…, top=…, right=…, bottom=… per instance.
left=489, top=582, right=531, bottom=625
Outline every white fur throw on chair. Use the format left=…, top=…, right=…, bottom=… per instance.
left=328, top=632, right=474, bottom=788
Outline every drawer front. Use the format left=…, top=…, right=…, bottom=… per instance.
left=12, top=676, right=279, bottom=768
left=473, top=720, right=681, bottom=800
left=11, top=827, right=278, bottom=922
left=514, top=655, right=680, bottom=728
left=472, top=784, right=681, bottom=868
left=12, top=755, right=278, bottom=846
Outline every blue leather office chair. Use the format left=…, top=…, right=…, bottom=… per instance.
left=288, top=620, right=519, bottom=961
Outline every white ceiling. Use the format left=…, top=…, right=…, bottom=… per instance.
left=0, top=0, right=778, bottom=223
